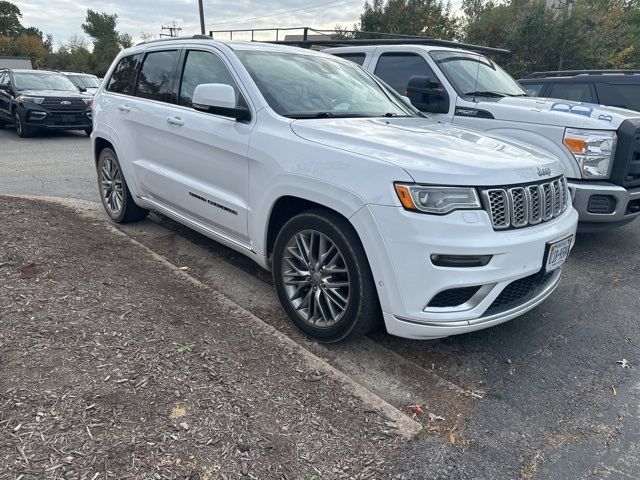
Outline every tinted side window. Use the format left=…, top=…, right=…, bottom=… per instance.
left=521, top=82, right=543, bottom=97
left=595, top=83, right=640, bottom=111
left=374, top=53, right=437, bottom=94
left=333, top=53, right=366, bottom=66
left=106, top=54, right=142, bottom=95
left=548, top=82, right=595, bottom=103
left=135, top=50, right=179, bottom=103
left=178, top=50, right=243, bottom=108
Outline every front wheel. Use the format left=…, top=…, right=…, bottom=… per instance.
left=84, top=127, right=93, bottom=136
left=272, top=210, right=381, bottom=343
left=14, top=110, right=32, bottom=138
left=97, top=148, right=149, bottom=223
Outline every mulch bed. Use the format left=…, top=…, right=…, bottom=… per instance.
left=0, top=197, right=404, bottom=479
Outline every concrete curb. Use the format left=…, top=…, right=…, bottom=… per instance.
left=8, top=194, right=423, bottom=440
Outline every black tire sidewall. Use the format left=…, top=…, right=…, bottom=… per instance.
left=272, top=211, right=378, bottom=342
left=97, top=148, right=128, bottom=223
left=14, top=110, right=27, bottom=137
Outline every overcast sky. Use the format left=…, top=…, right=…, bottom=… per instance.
left=13, top=0, right=370, bottom=47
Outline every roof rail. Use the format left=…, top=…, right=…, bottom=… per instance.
left=523, top=69, right=640, bottom=78
left=208, top=27, right=510, bottom=56
left=135, top=34, right=214, bottom=46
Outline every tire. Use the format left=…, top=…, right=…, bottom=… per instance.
left=272, top=209, right=381, bottom=343
left=14, top=110, right=32, bottom=138
left=97, top=148, right=149, bottom=223
left=85, top=127, right=93, bottom=136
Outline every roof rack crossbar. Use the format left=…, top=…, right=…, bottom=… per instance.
left=523, top=69, right=640, bottom=78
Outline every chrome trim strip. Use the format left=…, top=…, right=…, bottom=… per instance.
left=138, top=195, right=254, bottom=253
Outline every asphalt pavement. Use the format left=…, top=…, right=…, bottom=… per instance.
left=1, top=126, right=638, bottom=479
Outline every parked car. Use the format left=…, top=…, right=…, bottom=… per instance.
left=519, top=70, right=640, bottom=112
left=0, top=69, right=93, bottom=137
left=92, top=37, right=578, bottom=342
left=327, top=45, right=640, bottom=232
left=60, top=71, right=102, bottom=96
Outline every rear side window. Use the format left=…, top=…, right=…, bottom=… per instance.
left=106, top=54, right=142, bottom=95
left=135, top=50, right=179, bottom=103
left=595, top=83, right=640, bottom=111
left=548, top=82, right=595, bottom=103
left=521, top=82, right=543, bottom=97
left=178, top=50, right=243, bottom=108
left=333, top=53, right=366, bottom=66
left=0, top=72, right=8, bottom=86
left=374, top=52, right=437, bottom=94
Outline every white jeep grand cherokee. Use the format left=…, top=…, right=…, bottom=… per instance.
left=91, top=37, right=578, bottom=342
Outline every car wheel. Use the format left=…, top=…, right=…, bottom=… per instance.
left=85, top=127, right=93, bottom=136
left=272, top=209, right=381, bottom=343
left=97, top=148, right=149, bottom=223
left=14, top=110, right=32, bottom=138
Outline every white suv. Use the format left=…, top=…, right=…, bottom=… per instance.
left=92, top=37, right=578, bottom=342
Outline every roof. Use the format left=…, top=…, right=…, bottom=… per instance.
left=2, top=69, right=62, bottom=74
left=325, top=44, right=490, bottom=55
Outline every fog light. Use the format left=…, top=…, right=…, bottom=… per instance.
left=430, top=254, right=492, bottom=267
left=587, top=195, right=616, bottom=214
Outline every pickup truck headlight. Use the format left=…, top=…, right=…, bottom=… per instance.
left=563, top=128, right=616, bottom=179
left=17, top=95, right=45, bottom=104
left=394, top=184, right=481, bottom=214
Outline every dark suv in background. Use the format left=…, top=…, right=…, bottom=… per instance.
left=0, top=69, right=93, bottom=137
left=519, top=70, right=640, bottom=112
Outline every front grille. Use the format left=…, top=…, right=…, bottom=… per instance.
left=43, top=112, right=91, bottom=126
left=41, top=97, right=87, bottom=110
left=482, top=177, right=569, bottom=230
left=626, top=136, right=640, bottom=185
left=428, top=285, right=481, bottom=308
left=484, top=270, right=555, bottom=315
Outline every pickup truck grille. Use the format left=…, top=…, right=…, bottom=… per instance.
left=626, top=136, right=640, bottom=185
left=482, top=177, right=569, bottom=230
left=41, top=97, right=88, bottom=110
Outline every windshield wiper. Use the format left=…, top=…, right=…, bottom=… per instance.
left=463, top=90, right=507, bottom=98
left=284, top=112, right=376, bottom=119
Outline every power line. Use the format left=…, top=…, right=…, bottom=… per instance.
left=160, top=22, right=183, bottom=38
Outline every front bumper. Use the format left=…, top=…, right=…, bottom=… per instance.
left=351, top=204, right=578, bottom=340
left=21, top=107, right=92, bottom=131
left=569, top=180, right=640, bottom=231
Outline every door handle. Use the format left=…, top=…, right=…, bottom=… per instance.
left=118, top=104, right=131, bottom=112
left=167, top=116, right=184, bottom=126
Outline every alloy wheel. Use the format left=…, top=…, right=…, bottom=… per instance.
left=281, top=229, right=351, bottom=328
left=100, top=155, right=124, bottom=215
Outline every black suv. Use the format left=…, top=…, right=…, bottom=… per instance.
left=519, top=70, right=640, bottom=112
left=0, top=69, right=93, bottom=137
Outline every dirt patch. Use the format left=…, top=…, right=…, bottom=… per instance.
left=0, top=196, right=404, bottom=479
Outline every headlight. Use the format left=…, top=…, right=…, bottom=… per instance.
left=563, top=128, right=616, bottom=179
left=17, top=95, right=44, bottom=104
left=394, top=184, right=481, bottom=214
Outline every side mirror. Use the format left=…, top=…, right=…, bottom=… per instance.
left=78, top=86, right=87, bottom=93
left=192, top=83, right=251, bottom=122
left=406, top=75, right=449, bottom=114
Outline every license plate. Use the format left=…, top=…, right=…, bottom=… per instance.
left=61, top=115, right=75, bottom=123
left=545, top=236, right=572, bottom=272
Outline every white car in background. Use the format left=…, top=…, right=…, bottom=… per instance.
left=60, top=71, right=102, bottom=95
left=91, top=37, right=578, bottom=342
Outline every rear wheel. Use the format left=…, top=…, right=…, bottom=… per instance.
left=97, top=148, right=149, bottom=223
left=14, top=110, right=32, bottom=138
left=272, top=209, right=381, bottom=343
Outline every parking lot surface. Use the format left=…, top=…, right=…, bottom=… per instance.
left=1, top=128, right=639, bottom=479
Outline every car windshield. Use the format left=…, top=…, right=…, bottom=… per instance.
left=13, top=72, right=78, bottom=91
left=429, top=50, right=526, bottom=98
left=235, top=50, right=416, bottom=119
left=68, top=74, right=101, bottom=88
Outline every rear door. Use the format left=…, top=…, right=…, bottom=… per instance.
left=0, top=72, right=12, bottom=120
left=140, top=47, right=253, bottom=243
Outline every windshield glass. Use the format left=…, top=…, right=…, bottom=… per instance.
left=14, top=73, right=78, bottom=91
left=235, top=50, right=416, bottom=118
left=429, top=50, right=525, bottom=97
left=68, top=74, right=101, bottom=88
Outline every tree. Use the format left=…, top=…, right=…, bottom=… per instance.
left=0, top=0, right=22, bottom=37
left=82, top=9, right=130, bottom=76
left=357, top=0, right=458, bottom=39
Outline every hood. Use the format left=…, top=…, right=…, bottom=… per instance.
left=290, top=117, right=563, bottom=186
left=476, top=96, right=640, bottom=129
left=18, top=89, right=90, bottom=99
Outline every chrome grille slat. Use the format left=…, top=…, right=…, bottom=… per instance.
left=483, top=176, right=569, bottom=230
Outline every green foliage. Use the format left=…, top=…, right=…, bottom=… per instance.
left=82, top=9, right=129, bottom=76
left=0, top=0, right=22, bottom=37
left=356, top=0, right=459, bottom=39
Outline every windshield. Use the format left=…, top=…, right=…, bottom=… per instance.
left=429, top=50, right=525, bottom=98
left=68, top=74, right=101, bottom=88
left=14, top=73, right=78, bottom=91
left=235, top=50, right=416, bottom=119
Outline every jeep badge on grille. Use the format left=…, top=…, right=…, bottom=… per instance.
left=537, top=167, right=552, bottom=177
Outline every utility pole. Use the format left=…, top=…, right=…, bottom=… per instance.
left=198, top=0, right=206, bottom=35
left=160, top=22, right=182, bottom=38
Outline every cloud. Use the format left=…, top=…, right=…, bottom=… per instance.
left=12, top=0, right=365, bottom=46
